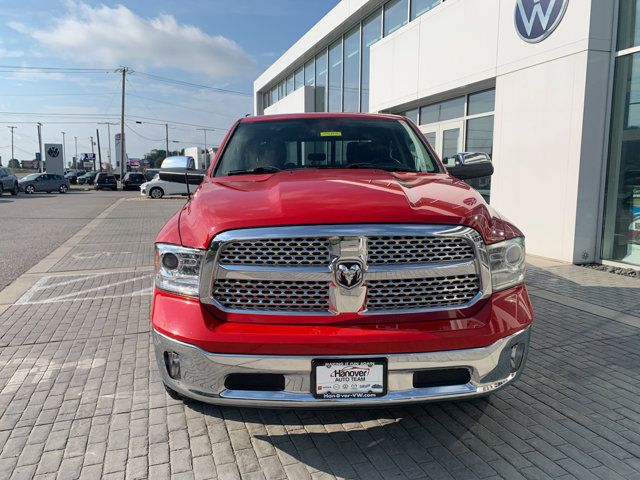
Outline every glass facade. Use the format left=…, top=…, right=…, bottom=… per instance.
left=603, top=54, right=640, bottom=266
left=411, top=0, right=440, bottom=20
left=328, top=40, right=343, bottom=112
left=343, top=27, right=360, bottom=112
left=260, top=1, right=448, bottom=113
left=384, top=0, right=409, bottom=36
left=361, top=11, right=382, bottom=112
left=315, top=51, right=328, bottom=112
left=618, top=0, right=640, bottom=50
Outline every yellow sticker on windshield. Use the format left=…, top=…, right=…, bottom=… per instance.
left=320, top=131, right=342, bottom=137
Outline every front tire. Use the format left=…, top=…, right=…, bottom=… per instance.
left=11, top=183, right=18, bottom=196
left=163, top=383, right=190, bottom=402
left=25, top=185, right=35, bottom=194
left=150, top=187, right=164, bottom=199
left=59, top=185, right=68, bottom=194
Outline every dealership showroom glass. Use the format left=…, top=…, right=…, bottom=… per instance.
left=254, top=0, right=640, bottom=268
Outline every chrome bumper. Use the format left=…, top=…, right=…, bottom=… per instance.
left=153, top=327, right=530, bottom=408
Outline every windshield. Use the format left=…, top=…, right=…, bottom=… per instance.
left=214, top=117, right=439, bottom=177
left=21, top=174, right=40, bottom=181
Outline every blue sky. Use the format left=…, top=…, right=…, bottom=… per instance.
left=0, top=0, right=339, bottom=159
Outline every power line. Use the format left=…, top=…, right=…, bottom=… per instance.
left=0, top=65, right=112, bottom=73
left=130, top=71, right=251, bottom=97
left=125, top=123, right=165, bottom=142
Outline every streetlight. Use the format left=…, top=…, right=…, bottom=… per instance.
left=135, top=120, right=170, bottom=158
left=7, top=126, right=17, bottom=165
left=74, top=136, right=78, bottom=168
left=61, top=131, right=66, bottom=168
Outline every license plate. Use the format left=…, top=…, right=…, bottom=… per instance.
left=312, top=359, right=387, bottom=399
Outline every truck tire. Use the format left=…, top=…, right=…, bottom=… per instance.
left=163, top=383, right=191, bottom=403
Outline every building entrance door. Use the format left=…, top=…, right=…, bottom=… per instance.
left=421, top=120, right=464, bottom=165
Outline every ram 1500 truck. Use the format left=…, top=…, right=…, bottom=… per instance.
left=152, top=113, right=533, bottom=407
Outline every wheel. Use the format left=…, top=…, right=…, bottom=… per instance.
left=95, top=186, right=101, bottom=191
left=149, top=187, right=164, bottom=199
left=112, top=187, right=117, bottom=191
left=25, top=185, right=35, bottom=194
left=59, top=185, right=68, bottom=194
left=0, top=184, right=3, bottom=196
left=163, top=383, right=190, bottom=402
left=11, top=183, right=18, bottom=196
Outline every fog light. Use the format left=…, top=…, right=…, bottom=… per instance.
left=510, top=343, right=526, bottom=372
left=164, top=351, right=181, bottom=379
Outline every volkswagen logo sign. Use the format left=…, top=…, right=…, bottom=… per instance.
left=47, top=146, right=60, bottom=158
left=335, top=261, right=364, bottom=289
left=515, top=0, right=569, bottom=44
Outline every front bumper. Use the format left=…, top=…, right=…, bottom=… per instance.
left=153, top=326, right=530, bottom=408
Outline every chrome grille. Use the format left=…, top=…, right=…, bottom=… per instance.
left=218, top=238, right=330, bottom=266
left=213, top=279, right=329, bottom=312
left=367, top=236, right=474, bottom=264
left=366, top=275, right=480, bottom=311
left=203, top=225, right=488, bottom=316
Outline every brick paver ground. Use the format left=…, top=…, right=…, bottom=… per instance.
left=0, top=196, right=639, bottom=479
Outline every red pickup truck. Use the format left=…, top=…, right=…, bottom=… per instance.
left=152, top=113, right=532, bottom=407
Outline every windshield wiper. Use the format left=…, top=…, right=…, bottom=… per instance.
left=227, top=166, right=281, bottom=176
left=347, top=163, right=419, bottom=173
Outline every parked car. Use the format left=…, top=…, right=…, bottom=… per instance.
left=19, top=173, right=69, bottom=194
left=151, top=113, right=532, bottom=407
left=140, top=175, right=192, bottom=199
left=77, top=172, right=97, bottom=185
left=122, top=172, right=146, bottom=191
left=0, top=167, right=19, bottom=196
left=143, top=169, right=160, bottom=182
left=94, top=173, right=117, bottom=191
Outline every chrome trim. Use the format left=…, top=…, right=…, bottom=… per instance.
left=199, top=224, right=492, bottom=316
left=153, top=326, right=530, bottom=407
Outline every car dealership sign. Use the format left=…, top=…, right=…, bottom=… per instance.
left=515, top=0, right=568, bottom=43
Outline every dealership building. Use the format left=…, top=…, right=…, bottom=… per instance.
left=253, top=0, right=640, bottom=268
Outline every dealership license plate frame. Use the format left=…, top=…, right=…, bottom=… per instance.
left=311, top=358, right=388, bottom=399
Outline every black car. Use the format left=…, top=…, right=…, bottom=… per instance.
left=94, top=173, right=117, bottom=191
left=143, top=169, right=160, bottom=182
left=122, top=172, right=146, bottom=191
left=0, top=167, right=19, bottom=196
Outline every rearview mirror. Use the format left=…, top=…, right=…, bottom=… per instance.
left=446, top=153, right=493, bottom=180
left=159, top=168, right=206, bottom=185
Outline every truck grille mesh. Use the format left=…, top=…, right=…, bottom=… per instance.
left=213, top=279, right=329, bottom=312
left=219, top=238, right=330, bottom=266
left=367, top=236, right=474, bottom=264
left=366, top=275, right=479, bottom=311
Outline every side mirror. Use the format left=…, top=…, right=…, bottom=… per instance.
left=447, top=158, right=494, bottom=180
left=159, top=168, right=205, bottom=185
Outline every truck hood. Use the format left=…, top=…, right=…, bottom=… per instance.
left=174, top=169, right=522, bottom=249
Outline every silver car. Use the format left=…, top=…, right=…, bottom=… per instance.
left=19, top=173, right=70, bottom=194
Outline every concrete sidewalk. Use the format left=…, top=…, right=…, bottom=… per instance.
left=0, top=198, right=639, bottom=480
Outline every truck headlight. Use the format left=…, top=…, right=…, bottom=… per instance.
left=155, top=244, right=204, bottom=297
left=487, top=237, right=525, bottom=291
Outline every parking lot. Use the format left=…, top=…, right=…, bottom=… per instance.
left=0, top=192, right=639, bottom=480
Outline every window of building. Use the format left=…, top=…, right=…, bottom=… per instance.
left=603, top=53, right=640, bottom=266
left=419, top=96, right=465, bottom=124
left=384, top=0, right=409, bottom=36
left=468, top=89, right=496, bottom=116
left=343, top=26, right=360, bottom=113
left=618, top=0, right=640, bottom=50
left=271, top=86, right=278, bottom=105
left=278, top=81, right=285, bottom=100
left=403, top=108, right=419, bottom=124
left=328, top=39, right=343, bottom=112
left=411, top=0, right=440, bottom=20
left=286, top=75, right=294, bottom=95
left=361, top=10, right=382, bottom=112
left=304, top=60, right=315, bottom=87
left=315, top=51, right=328, bottom=112
left=294, top=67, right=304, bottom=90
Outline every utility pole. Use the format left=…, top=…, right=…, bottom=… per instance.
left=96, top=129, right=103, bottom=172
left=98, top=122, right=114, bottom=166
left=74, top=136, right=78, bottom=169
left=119, top=66, right=128, bottom=180
left=61, top=131, right=66, bottom=168
left=90, top=136, right=95, bottom=171
left=37, top=123, right=43, bottom=173
left=165, top=123, right=169, bottom=159
left=7, top=126, right=17, bottom=164
left=197, top=128, right=215, bottom=168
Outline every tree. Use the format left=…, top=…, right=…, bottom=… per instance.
left=142, top=149, right=181, bottom=168
left=8, top=159, right=20, bottom=169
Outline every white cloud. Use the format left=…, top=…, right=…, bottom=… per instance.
left=8, top=2, right=257, bottom=80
